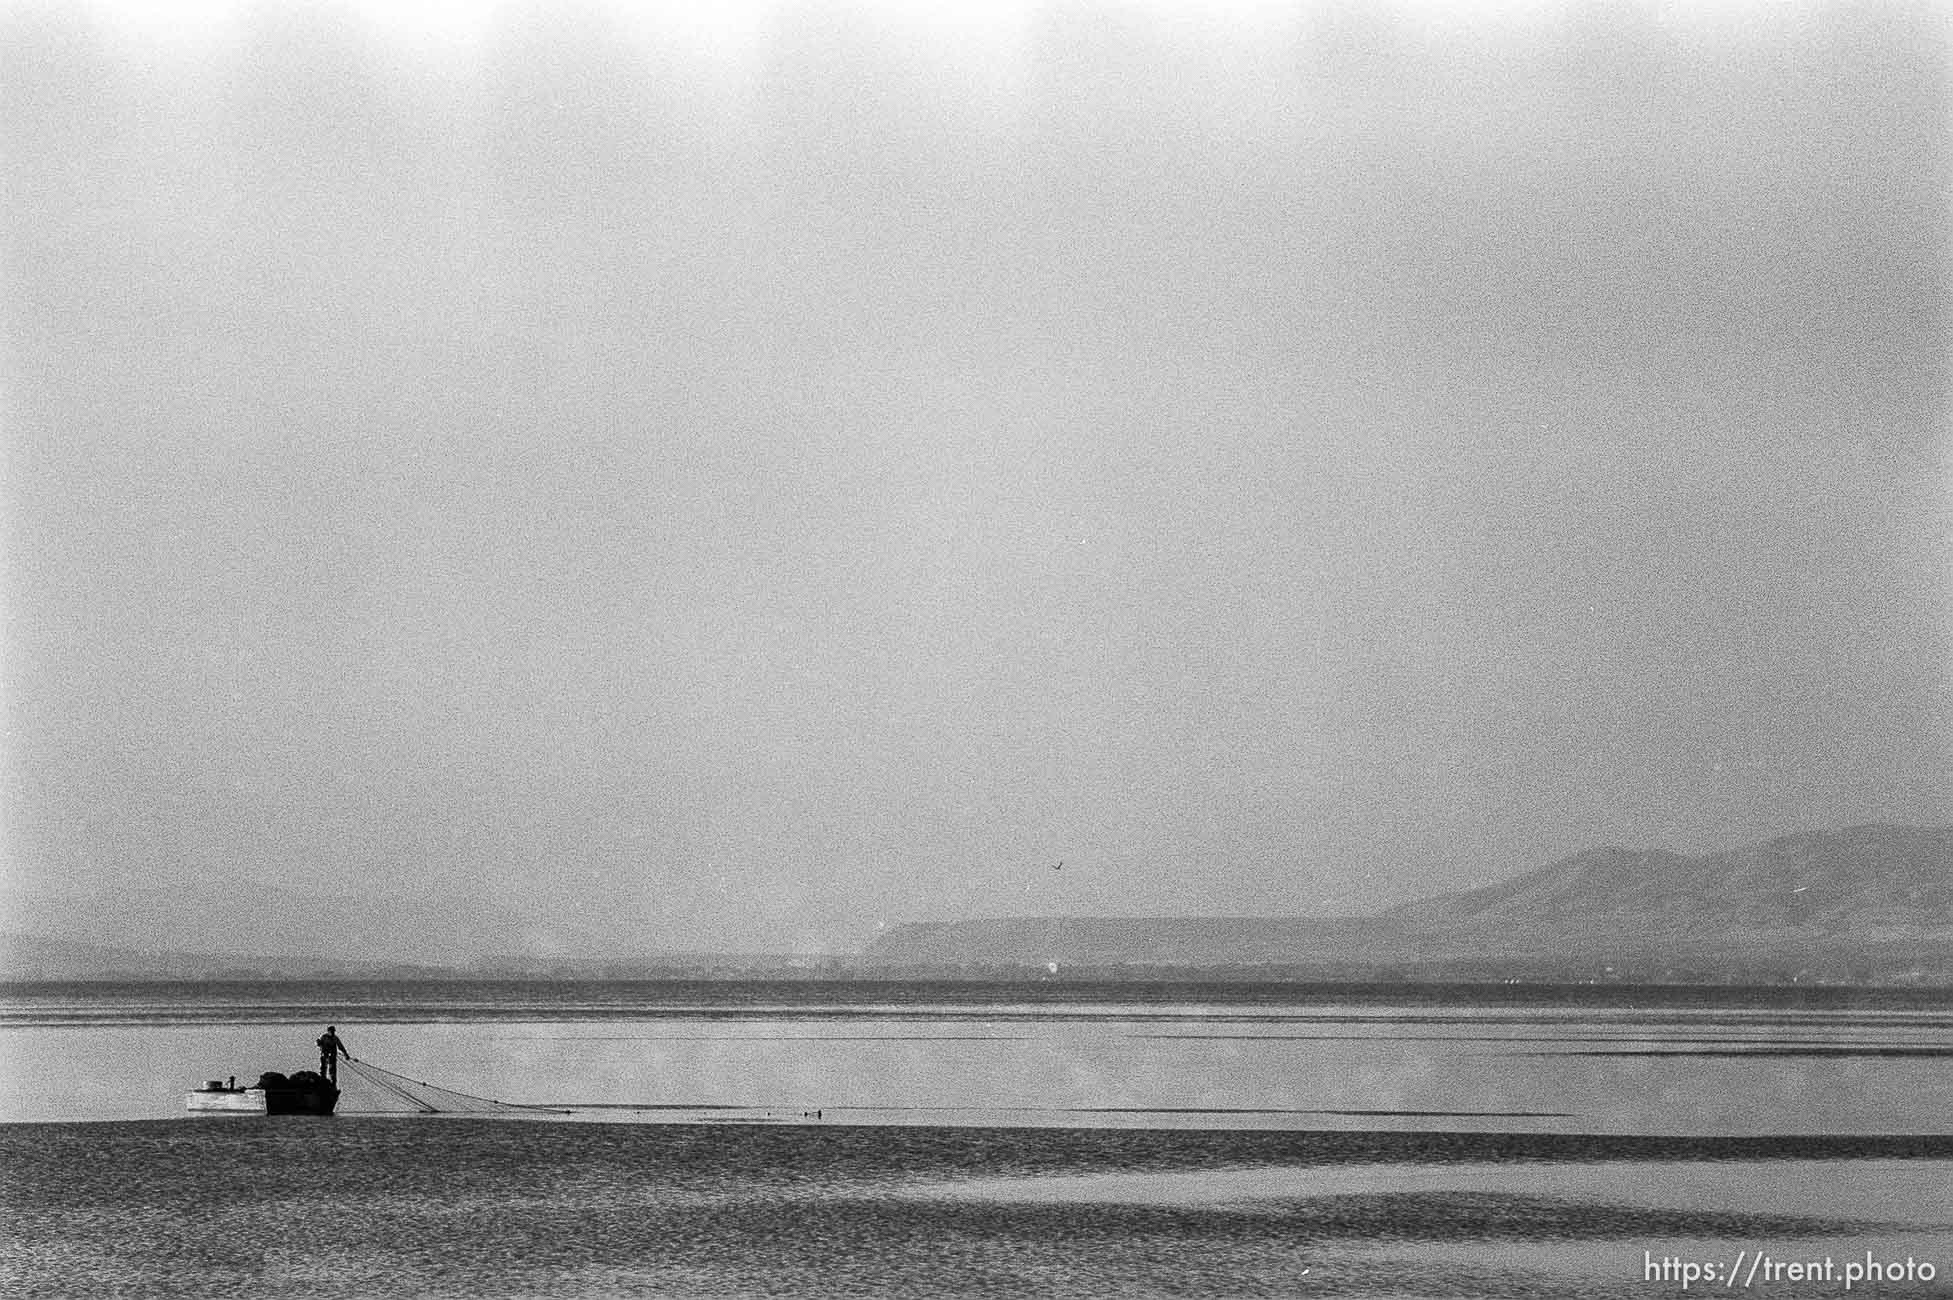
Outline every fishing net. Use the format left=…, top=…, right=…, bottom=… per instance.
left=337, top=1057, right=571, bottom=1117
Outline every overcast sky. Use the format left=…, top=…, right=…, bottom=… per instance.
left=3, top=0, right=1947, bottom=952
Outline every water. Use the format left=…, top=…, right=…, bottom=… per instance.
left=5, top=979, right=1951, bottom=1133
left=3, top=980, right=1950, bottom=1296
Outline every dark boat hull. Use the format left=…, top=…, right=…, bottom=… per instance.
left=186, top=1083, right=338, bottom=1115
left=264, top=1083, right=339, bottom=1115
left=189, top=1068, right=340, bottom=1116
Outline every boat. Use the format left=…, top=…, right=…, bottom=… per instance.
left=187, top=1069, right=339, bottom=1116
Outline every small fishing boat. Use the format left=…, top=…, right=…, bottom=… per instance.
left=187, top=1069, right=339, bottom=1116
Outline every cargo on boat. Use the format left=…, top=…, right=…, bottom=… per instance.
left=187, top=1070, right=338, bottom=1116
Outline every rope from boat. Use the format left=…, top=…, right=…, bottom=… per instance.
left=339, top=1055, right=573, bottom=1116
left=343, top=1057, right=439, bottom=1113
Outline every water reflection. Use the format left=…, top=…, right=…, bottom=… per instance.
left=3, top=984, right=1950, bottom=1134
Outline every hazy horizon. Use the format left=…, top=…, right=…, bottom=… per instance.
left=4, top=0, right=1948, bottom=953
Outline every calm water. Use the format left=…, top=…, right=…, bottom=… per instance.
left=3, top=979, right=1951, bottom=1133
left=4, top=981, right=1951, bottom=1297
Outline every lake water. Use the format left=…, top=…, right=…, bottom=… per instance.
left=4, top=979, right=1952, bottom=1133
left=3, top=980, right=1950, bottom=1297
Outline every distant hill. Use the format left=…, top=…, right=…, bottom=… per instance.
left=0, top=933, right=183, bottom=980
left=0, top=931, right=475, bottom=981
left=864, top=825, right=1953, bottom=978
left=9, top=825, right=1948, bottom=983
left=3, top=881, right=532, bottom=969
left=0, top=881, right=798, bottom=980
left=0, top=930, right=818, bottom=982
left=1382, top=825, right=1953, bottom=949
left=863, top=916, right=1373, bottom=967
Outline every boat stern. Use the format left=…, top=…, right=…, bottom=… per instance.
left=186, top=1069, right=338, bottom=1116
left=186, top=1083, right=267, bottom=1114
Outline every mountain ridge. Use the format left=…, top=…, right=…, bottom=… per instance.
left=1380, top=824, right=1953, bottom=947
left=5, top=824, right=1947, bottom=981
left=864, top=824, right=1953, bottom=970
left=2, top=881, right=531, bottom=967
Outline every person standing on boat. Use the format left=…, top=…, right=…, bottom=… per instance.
left=317, top=1026, right=349, bottom=1082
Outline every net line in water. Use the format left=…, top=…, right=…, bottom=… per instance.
left=338, top=1057, right=572, bottom=1116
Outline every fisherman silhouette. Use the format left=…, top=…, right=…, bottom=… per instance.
left=317, top=1026, right=349, bottom=1083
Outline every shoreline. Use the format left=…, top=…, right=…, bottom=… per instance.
left=9, top=1120, right=1950, bottom=1298
left=8, top=1116, right=1953, bottom=1160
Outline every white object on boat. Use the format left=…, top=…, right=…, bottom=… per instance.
left=186, top=1085, right=268, bottom=1114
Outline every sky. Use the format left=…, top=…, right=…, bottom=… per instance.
left=2, top=0, right=1948, bottom=953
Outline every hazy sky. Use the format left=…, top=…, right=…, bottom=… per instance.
left=3, top=0, right=1947, bottom=951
